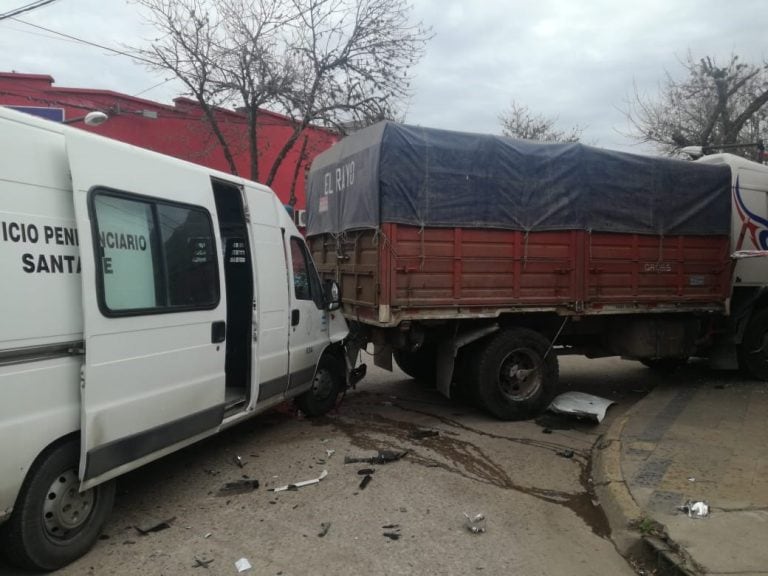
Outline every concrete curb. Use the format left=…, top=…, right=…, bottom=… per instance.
left=591, top=410, right=702, bottom=576
left=592, top=414, right=643, bottom=555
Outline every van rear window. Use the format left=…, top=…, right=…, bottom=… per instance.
left=92, top=191, right=218, bottom=315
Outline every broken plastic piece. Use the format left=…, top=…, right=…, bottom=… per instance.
left=193, top=557, right=214, bottom=568
left=318, top=522, right=331, bottom=537
left=325, top=449, right=335, bottom=458
left=233, top=455, right=245, bottom=468
left=382, top=525, right=401, bottom=540
left=216, top=479, right=260, bottom=496
left=557, top=449, right=575, bottom=459
left=344, top=450, right=408, bottom=465
left=463, top=513, right=486, bottom=534
left=359, top=474, right=372, bottom=490
left=134, top=516, right=175, bottom=535
left=235, top=557, right=252, bottom=572
left=678, top=500, right=710, bottom=518
left=548, top=392, right=615, bottom=423
left=271, top=469, right=328, bottom=492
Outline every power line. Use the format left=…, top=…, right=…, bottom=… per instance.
left=0, top=0, right=59, bottom=21
left=9, top=16, right=157, bottom=66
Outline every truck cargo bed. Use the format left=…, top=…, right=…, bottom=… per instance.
left=310, top=224, right=731, bottom=325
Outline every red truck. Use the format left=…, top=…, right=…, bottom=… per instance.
left=306, top=122, right=768, bottom=419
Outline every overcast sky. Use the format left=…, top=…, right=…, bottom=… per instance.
left=1, top=0, right=766, bottom=153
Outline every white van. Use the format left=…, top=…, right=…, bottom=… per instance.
left=0, top=106, right=351, bottom=570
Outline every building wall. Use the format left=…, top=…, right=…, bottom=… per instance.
left=0, top=72, right=338, bottom=218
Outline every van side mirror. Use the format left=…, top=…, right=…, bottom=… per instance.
left=324, top=280, right=341, bottom=311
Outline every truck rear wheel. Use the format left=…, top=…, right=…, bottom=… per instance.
left=1, top=438, right=115, bottom=571
left=393, top=345, right=436, bottom=385
left=639, top=357, right=687, bottom=373
left=472, top=328, right=559, bottom=420
left=739, top=307, right=768, bottom=380
left=296, top=354, right=344, bottom=416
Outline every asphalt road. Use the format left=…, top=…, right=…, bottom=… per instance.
left=1, top=356, right=665, bottom=576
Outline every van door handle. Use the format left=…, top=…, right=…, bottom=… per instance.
left=291, top=309, right=300, bottom=326
left=211, top=321, right=226, bottom=343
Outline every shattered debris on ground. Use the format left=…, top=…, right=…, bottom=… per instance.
left=271, top=470, right=328, bottom=492
left=344, top=450, right=408, bottom=465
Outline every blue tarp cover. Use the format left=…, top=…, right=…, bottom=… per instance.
left=306, top=121, right=732, bottom=237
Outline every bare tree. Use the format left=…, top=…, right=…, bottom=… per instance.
left=132, top=0, right=430, bottom=185
left=499, top=101, right=583, bottom=143
left=625, top=53, right=768, bottom=158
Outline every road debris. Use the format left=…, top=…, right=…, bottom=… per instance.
left=557, top=449, right=575, bottom=459
left=548, top=391, right=615, bottom=423
left=235, top=557, right=252, bottom=572
left=678, top=500, right=710, bottom=518
left=216, top=479, right=260, bottom=496
left=357, top=468, right=375, bottom=475
left=382, top=524, right=401, bottom=540
left=271, top=469, right=328, bottom=492
left=463, top=513, right=486, bottom=534
left=204, top=532, right=212, bottom=539
left=408, top=429, right=440, bottom=440
left=193, top=557, right=214, bottom=569
left=233, top=455, right=245, bottom=468
left=359, top=474, right=373, bottom=490
left=134, top=516, right=175, bottom=535
left=344, top=450, right=409, bottom=465
left=318, top=522, right=332, bottom=537
left=325, top=449, right=336, bottom=458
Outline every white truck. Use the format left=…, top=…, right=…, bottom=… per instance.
left=0, top=106, right=352, bottom=571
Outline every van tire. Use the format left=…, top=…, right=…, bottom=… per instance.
left=472, top=328, right=558, bottom=420
left=296, top=354, right=344, bottom=417
left=1, top=438, right=115, bottom=571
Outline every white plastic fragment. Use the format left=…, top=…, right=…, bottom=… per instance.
left=271, top=469, right=328, bottom=492
left=678, top=500, right=710, bottom=518
left=548, top=392, right=615, bottom=423
left=235, top=557, right=252, bottom=572
left=463, top=513, right=486, bottom=534
left=326, top=449, right=336, bottom=458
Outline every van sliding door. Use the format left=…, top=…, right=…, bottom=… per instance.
left=66, top=130, right=227, bottom=490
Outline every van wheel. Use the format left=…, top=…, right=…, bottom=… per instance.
left=2, top=439, right=115, bottom=571
left=739, top=308, right=768, bottom=380
left=296, top=355, right=344, bottom=417
left=472, top=328, right=559, bottom=420
left=393, top=345, right=436, bottom=385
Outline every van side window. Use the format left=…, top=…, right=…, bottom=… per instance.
left=93, top=192, right=218, bottom=315
left=290, top=237, right=324, bottom=309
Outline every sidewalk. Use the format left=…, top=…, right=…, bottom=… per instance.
left=594, top=369, right=768, bottom=576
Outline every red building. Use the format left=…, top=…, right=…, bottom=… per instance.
left=0, top=72, right=338, bottom=224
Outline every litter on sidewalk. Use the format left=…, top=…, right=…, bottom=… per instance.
left=235, top=557, right=252, bottom=572
left=271, top=470, right=328, bottom=492
left=677, top=500, right=710, bottom=518
left=548, top=392, right=615, bottom=423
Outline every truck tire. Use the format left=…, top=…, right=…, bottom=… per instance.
left=296, top=354, right=344, bottom=416
left=738, top=307, right=768, bottom=380
left=393, top=345, right=437, bottom=385
left=639, top=357, right=687, bottom=373
left=472, top=328, right=559, bottom=420
left=1, top=438, right=115, bottom=571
